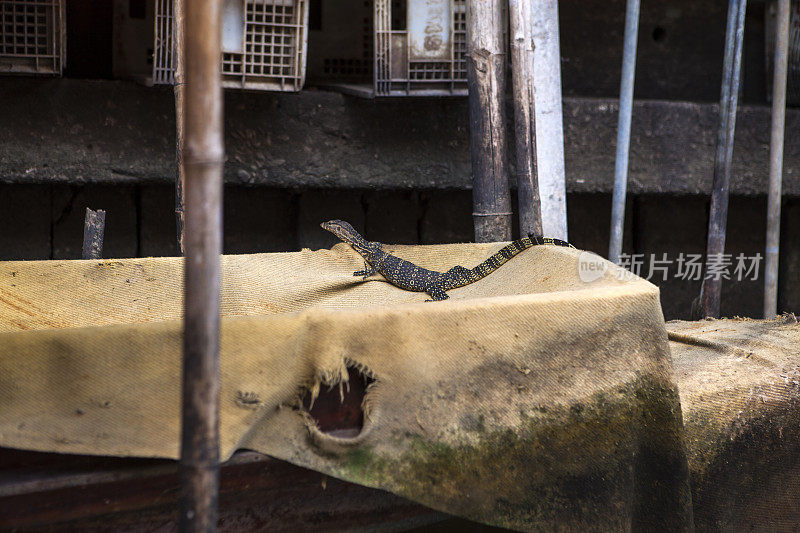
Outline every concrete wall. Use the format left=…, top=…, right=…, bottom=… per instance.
left=1, top=183, right=794, bottom=321
left=3, top=79, right=800, bottom=195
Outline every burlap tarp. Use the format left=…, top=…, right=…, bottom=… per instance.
left=669, top=316, right=800, bottom=530
left=2, top=243, right=793, bottom=530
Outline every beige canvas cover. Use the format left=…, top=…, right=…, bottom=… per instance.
left=1, top=243, right=694, bottom=530
left=669, top=316, right=800, bottom=531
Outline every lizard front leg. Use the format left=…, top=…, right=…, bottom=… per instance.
left=353, top=261, right=377, bottom=280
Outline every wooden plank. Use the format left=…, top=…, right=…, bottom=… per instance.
left=0, top=448, right=446, bottom=531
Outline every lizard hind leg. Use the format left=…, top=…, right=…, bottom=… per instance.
left=446, top=265, right=470, bottom=275
left=445, top=265, right=476, bottom=287
left=425, top=286, right=450, bottom=302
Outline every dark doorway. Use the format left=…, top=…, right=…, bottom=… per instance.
left=65, top=0, right=113, bottom=78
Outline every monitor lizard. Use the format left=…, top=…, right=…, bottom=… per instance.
left=321, top=219, right=574, bottom=301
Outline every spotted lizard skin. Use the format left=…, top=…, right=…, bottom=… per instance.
left=321, top=219, right=574, bottom=301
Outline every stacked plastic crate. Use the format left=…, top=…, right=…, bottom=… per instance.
left=153, top=0, right=308, bottom=91
left=310, top=0, right=467, bottom=97
left=375, top=0, right=467, bottom=96
left=0, top=0, right=65, bottom=75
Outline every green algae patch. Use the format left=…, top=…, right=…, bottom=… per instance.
left=332, top=375, right=691, bottom=532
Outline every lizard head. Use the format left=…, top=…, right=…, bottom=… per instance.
left=321, top=219, right=360, bottom=241
left=321, top=219, right=377, bottom=256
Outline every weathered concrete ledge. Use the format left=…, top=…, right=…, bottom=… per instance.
left=0, top=78, right=797, bottom=195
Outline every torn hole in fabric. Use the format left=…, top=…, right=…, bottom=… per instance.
left=300, top=358, right=377, bottom=441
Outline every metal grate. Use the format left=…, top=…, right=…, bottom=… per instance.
left=153, top=0, right=308, bottom=91
left=0, top=0, right=64, bottom=75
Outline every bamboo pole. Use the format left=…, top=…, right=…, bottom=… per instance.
left=764, top=0, right=791, bottom=318
left=179, top=0, right=224, bottom=529
left=174, top=0, right=186, bottom=255
left=608, top=0, right=640, bottom=264
left=466, top=0, right=512, bottom=242
left=509, top=0, right=543, bottom=237
left=697, top=0, right=747, bottom=318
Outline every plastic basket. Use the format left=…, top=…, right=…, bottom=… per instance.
left=310, top=0, right=467, bottom=97
left=153, top=0, right=308, bottom=92
left=0, top=0, right=65, bottom=75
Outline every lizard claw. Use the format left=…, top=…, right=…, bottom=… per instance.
left=353, top=269, right=374, bottom=281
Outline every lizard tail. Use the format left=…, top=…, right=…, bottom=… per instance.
left=468, top=235, right=575, bottom=280
left=526, top=234, right=576, bottom=249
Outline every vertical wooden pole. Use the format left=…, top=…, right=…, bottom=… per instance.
left=509, top=0, right=543, bottom=237
left=698, top=0, right=747, bottom=318
left=467, top=0, right=512, bottom=242
left=174, top=0, right=186, bottom=255
left=82, top=208, right=106, bottom=260
left=179, top=0, right=224, bottom=529
left=764, top=0, right=791, bottom=318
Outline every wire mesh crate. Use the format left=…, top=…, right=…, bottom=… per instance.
left=375, top=0, right=467, bottom=96
left=153, top=0, right=308, bottom=91
left=309, top=0, right=467, bottom=97
left=0, top=0, right=65, bottom=75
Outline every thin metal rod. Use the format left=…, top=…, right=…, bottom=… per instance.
left=698, top=0, right=747, bottom=318
left=510, top=0, right=543, bottom=237
left=764, top=0, right=791, bottom=318
left=174, top=0, right=186, bottom=255
left=179, top=0, right=224, bottom=529
left=608, top=0, right=640, bottom=263
left=467, top=0, right=513, bottom=242
left=81, top=208, right=106, bottom=260
left=531, top=0, right=568, bottom=240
